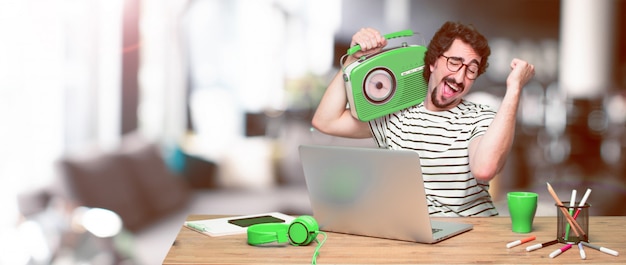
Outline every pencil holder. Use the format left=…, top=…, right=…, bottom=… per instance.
left=556, top=202, right=590, bottom=244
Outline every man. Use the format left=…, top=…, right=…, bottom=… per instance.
left=312, top=21, right=535, bottom=216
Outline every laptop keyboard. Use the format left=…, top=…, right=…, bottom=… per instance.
left=432, top=228, right=443, bottom=233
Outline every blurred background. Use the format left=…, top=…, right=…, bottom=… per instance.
left=1, top=0, right=625, bottom=264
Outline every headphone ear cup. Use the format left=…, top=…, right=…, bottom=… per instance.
left=247, top=223, right=289, bottom=245
left=288, top=215, right=319, bottom=246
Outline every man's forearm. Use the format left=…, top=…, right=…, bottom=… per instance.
left=312, top=70, right=372, bottom=138
left=470, top=57, right=534, bottom=181
left=470, top=87, right=521, bottom=181
left=312, top=71, right=348, bottom=131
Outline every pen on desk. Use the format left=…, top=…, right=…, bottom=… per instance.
left=578, top=242, right=586, bottom=260
left=525, top=239, right=558, bottom=252
left=581, top=241, right=619, bottom=256
left=572, top=188, right=592, bottom=220
left=506, top=235, right=536, bottom=248
left=549, top=244, right=573, bottom=258
left=186, top=222, right=208, bottom=232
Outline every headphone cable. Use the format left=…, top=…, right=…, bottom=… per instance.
left=311, top=231, right=327, bottom=265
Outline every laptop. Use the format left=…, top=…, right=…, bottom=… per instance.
left=298, top=145, right=473, bottom=243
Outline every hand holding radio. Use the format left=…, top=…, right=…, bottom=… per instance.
left=348, top=28, right=388, bottom=61
left=347, top=29, right=416, bottom=62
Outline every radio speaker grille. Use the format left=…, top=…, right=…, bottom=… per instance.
left=356, top=72, right=426, bottom=120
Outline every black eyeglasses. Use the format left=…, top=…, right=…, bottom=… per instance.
left=441, top=55, right=480, bottom=80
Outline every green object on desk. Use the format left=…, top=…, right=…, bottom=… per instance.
left=565, top=190, right=577, bottom=240
left=507, top=191, right=538, bottom=233
left=187, top=222, right=207, bottom=232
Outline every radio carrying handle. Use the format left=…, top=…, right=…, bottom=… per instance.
left=346, top=29, right=414, bottom=56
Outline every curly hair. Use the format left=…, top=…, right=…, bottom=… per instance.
left=423, top=21, right=490, bottom=82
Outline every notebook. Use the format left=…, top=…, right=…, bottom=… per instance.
left=298, top=145, right=473, bottom=243
left=183, top=212, right=295, bottom=237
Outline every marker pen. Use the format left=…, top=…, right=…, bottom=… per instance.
left=549, top=244, right=573, bottom=258
left=506, top=235, right=536, bottom=248
left=564, top=189, right=577, bottom=240
left=572, top=188, right=592, bottom=219
left=581, top=241, right=619, bottom=256
left=578, top=242, right=586, bottom=260
left=526, top=239, right=558, bottom=252
left=186, top=222, right=208, bottom=232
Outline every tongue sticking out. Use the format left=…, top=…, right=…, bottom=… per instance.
left=442, top=82, right=457, bottom=98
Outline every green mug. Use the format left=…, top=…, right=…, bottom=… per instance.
left=507, top=192, right=538, bottom=233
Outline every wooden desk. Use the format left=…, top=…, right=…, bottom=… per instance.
left=163, top=215, right=625, bottom=264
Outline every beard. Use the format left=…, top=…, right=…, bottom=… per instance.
left=430, top=76, right=465, bottom=109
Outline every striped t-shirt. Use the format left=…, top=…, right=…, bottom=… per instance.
left=368, top=100, right=499, bottom=217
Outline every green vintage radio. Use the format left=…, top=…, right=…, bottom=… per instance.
left=342, top=30, right=428, bottom=121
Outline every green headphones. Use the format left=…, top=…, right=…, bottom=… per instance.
left=247, top=215, right=319, bottom=246
left=247, top=215, right=326, bottom=264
